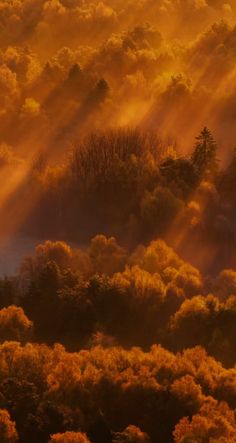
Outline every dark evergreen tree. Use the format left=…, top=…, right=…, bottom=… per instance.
left=191, top=127, right=218, bottom=178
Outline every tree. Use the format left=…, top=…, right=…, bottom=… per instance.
left=160, top=158, right=198, bottom=198
left=140, top=186, right=183, bottom=240
left=0, top=306, right=33, bottom=343
left=191, top=127, right=218, bottom=178
left=173, top=400, right=236, bottom=442
left=49, top=432, right=91, bottom=443
left=89, top=235, right=127, bottom=276
left=112, top=425, right=150, bottom=443
left=0, top=409, right=18, bottom=443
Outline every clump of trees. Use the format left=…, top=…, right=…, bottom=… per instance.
left=0, top=233, right=236, bottom=366
left=18, top=126, right=236, bottom=277
left=0, top=127, right=236, bottom=442
left=112, top=425, right=150, bottom=443
left=25, top=127, right=216, bottom=245
left=49, top=432, right=91, bottom=443
left=173, top=400, right=236, bottom=442
left=0, top=342, right=235, bottom=443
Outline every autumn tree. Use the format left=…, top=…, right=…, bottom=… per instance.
left=173, top=400, right=236, bottom=442
left=49, top=432, right=91, bottom=443
left=112, top=425, right=150, bottom=443
left=0, top=409, right=18, bottom=443
left=160, top=157, right=198, bottom=198
left=89, top=235, right=127, bottom=275
left=140, top=186, right=183, bottom=239
left=0, top=306, right=33, bottom=343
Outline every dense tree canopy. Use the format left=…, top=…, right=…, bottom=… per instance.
left=49, top=432, right=91, bottom=443
left=0, top=0, right=236, bottom=440
left=0, top=128, right=235, bottom=442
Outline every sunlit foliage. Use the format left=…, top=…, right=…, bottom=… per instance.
left=0, top=2, right=236, bottom=443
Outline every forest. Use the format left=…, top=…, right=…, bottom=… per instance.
left=1, top=0, right=236, bottom=442
left=0, top=127, right=236, bottom=442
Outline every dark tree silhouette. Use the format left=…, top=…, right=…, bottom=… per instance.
left=191, top=127, right=218, bottom=178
